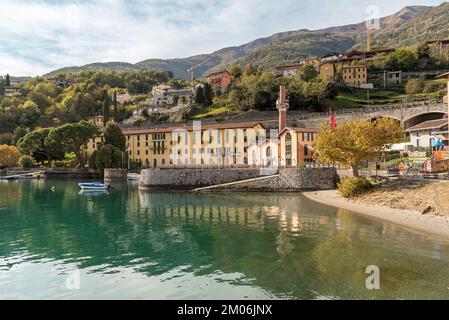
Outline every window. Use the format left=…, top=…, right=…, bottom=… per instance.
left=226, top=130, right=229, bottom=144
left=266, top=147, right=272, bottom=166
left=304, top=145, right=309, bottom=156
left=285, top=133, right=292, bottom=166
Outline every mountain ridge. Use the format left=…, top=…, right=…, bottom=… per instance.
left=46, top=4, right=439, bottom=80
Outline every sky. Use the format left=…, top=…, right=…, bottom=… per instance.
left=0, top=0, right=444, bottom=76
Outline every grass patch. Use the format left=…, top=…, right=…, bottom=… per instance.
left=191, top=106, right=232, bottom=119
left=332, top=88, right=408, bottom=109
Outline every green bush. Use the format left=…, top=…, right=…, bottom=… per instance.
left=18, top=155, right=35, bottom=169
left=337, top=177, right=373, bottom=199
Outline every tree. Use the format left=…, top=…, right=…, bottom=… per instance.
left=381, top=49, right=418, bottom=71
left=104, top=122, right=126, bottom=151
left=314, top=118, right=403, bottom=176
left=405, top=79, right=425, bottom=94
left=89, top=144, right=127, bottom=172
left=194, top=86, right=205, bottom=104
left=5, top=74, right=10, bottom=87
left=242, top=64, right=254, bottom=76
left=17, top=128, right=62, bottom=162
left=11, top=127, right=28, bottom=146
left=102, top=91, right=110, bottom=125
left=45, top=120, right=101, bottom=167
left=113, top=91, right=118, bottom=121
left=299, top=65, right=318, bottom=82
left=203, top=83, right=213, bottom=106
left=18, top=101, right=41, bottom=128
left=0, top=145, right=21, bottom=168
left=227, top=63, right=242, bottom=78
left=0, top=133, right=12, bottom=145
left=18, top=155, right=35, bottom=169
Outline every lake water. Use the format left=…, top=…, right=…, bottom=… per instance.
left=1, top=179, right=449, bottom=300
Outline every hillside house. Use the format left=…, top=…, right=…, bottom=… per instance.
left=386, top=71, right=402, bottom=85
left=342, top=65, right=368, bottom=87
left=425, top=39, right=449, bottom=49
left=4, top=86, right=20, bottom=97
left=206, top=71, right=232, bottom=93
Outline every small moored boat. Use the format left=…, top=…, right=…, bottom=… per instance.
left=78, top=182, right=110, bottom=190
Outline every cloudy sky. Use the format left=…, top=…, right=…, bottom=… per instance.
left=0, top=0, right=443, bottom=76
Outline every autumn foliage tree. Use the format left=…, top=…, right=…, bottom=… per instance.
left=314, top=118, right=403, bottom=176
left=0, top=145, right=21, bottom=168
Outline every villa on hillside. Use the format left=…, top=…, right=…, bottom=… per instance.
left=149, top=84, right=194, bottom=107
left=4, top=86, right=21, bottom=97
left=206, top=71, right=232, bottom=93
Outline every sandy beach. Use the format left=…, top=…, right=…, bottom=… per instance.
left=303, top=188, right=449, bottom=238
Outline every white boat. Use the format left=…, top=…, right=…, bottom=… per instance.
left=78, top=182, right=110, bottom=190
left=127, top=173, right=140, bottom=180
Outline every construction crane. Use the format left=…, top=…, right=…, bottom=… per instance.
left=187, top=55, right=215, bottom=83
left=367, top=27, right=372, bottom=52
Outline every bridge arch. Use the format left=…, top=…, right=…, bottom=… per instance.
left=403, top=112, right=447, bottom=130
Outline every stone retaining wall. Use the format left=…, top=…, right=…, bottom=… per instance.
left=140, top=167, right=337, bottom=191
left=104, top=169, right=128, bottom=181
left=139, top=168, right=262, bottom=190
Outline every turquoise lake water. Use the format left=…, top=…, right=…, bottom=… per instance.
left=1, top=179, right=449, bottom=299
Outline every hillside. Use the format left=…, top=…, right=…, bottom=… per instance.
left=376, top=2, right=449, bottom=47
left=46, top=4, right=437, bottom=80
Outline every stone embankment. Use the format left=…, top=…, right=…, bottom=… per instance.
left=139, top=167, right=337, bottom=192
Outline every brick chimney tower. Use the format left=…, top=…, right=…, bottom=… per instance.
left=276, top=85, right=289, bottom=133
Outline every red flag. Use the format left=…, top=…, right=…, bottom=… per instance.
left=330, top=108, right=337, bottom=129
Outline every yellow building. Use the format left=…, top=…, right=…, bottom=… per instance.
left=279, top=127, right=317, bottom=167
left=342, top=65, right=367, bottom=87
left=85, top=122, right=270, bottom=168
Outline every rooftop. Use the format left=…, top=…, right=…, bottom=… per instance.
left=405, top=119, right=448, bottom=132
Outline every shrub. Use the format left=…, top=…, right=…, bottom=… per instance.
left=423, top=82, right=446, bottom=94
left=337, top=177, right=373, bottom=199
left=18, top=155, right=35, bottom=169
left=405, top=79, right=425, bottom=94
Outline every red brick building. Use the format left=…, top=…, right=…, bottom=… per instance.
left=206, top=71, right=232, bottom=93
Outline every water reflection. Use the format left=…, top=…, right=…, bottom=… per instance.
left=1, top=180, right=449, bottom=299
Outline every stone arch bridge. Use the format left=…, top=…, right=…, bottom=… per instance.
left=295, top=102, right=448, bottom=130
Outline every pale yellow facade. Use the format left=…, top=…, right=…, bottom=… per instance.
left=85, top=122, right=272, bottom=168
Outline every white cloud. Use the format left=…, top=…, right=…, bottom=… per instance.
left=0, top=0, right=443, bottom=76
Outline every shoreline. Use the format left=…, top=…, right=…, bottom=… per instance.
left=302, top=189, right=449, bottom=239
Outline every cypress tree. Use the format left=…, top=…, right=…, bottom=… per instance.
left=5, top=74, right=10, bottom=87
left=194, top=86, right=205, bottom=105
left=113, top=91, right=118, bottom=121
left=102, top=91, right=110, bottom=126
